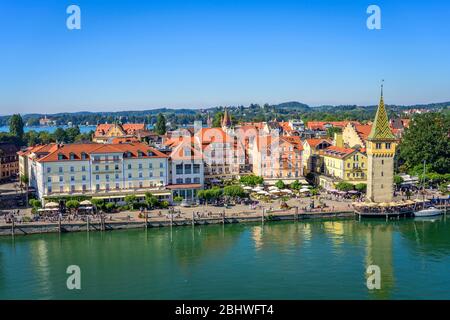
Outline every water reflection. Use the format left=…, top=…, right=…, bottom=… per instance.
left=1, top=218, right=449, bottom=299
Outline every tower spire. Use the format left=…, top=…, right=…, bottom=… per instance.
left=367, top=82, right=395, bottom=141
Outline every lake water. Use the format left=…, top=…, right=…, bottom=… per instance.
left=0, top=125, right=96, bottom=134
left=1, top=218, right=449, bottom=300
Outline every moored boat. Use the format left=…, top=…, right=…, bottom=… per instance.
left=414, top=206, right=443, bottom=217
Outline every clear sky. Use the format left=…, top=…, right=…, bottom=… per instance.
left=0, top=0, right=449, bottom=115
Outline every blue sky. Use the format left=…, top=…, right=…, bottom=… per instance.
left=0, top=0, right=449, bottom=115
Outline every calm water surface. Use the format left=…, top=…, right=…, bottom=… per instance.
left=1, top=218, right=449, bottom=299
left=0, top=125, right=96, bottom=134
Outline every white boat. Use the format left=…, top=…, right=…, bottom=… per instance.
left=414, top=206, right=443, bottom=217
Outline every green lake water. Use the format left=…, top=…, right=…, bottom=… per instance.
left=1, top=218, right=449, bottom=300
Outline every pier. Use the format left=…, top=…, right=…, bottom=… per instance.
left=0, top=210, right=353, bottom=236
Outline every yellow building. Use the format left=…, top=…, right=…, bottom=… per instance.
left=320, top=146, right=367, bottom=187
left=302, top=138, right=332, bottom=173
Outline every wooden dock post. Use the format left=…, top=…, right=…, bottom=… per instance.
left=145, top=212, right=148, bottom=229
left=295, top=207, right=298, bottom=221
left=385, top=214, right=388, bottom=222
left=11, top=217, right=15, bottom=236
left=170, top=212, right=173, bottom=227
left=192, top=212, right=195, bottom=227
left=222, top=210, right=225, bottom=224
left=261, top=208, right=264, bottom=224
left=58, top=214, right=62, bottom=233
left=86, top=215, right=90, bottom=232
left=101, top=214, right=105, bottom=231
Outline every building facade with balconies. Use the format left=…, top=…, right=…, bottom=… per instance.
left=26, top=142, right=170, bottom=204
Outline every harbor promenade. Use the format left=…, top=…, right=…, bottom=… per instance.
left=0, top=197, right=355, bottom=236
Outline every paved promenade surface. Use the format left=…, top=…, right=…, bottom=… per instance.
left=0, top=195, right=354, bottom=228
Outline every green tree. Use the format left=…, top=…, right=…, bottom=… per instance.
left=290, top=180, right=301, bottom=190
left=155, top=113, right=167, bottom=135
left=275, top=180, right=285, bottom=189
left=65, top=126, right=81, bottom=143
left=66, top=200, right=80, bottom=212
left=9, top=114, right=24, bottom=141
left=145, top=192, right=160, bottom=209
left=335, top=182, right=354, bottom=192
left=394, top=175, right=404, bottom=188
left=91, top=198, right=105, bottom=210
left=355, top=183, right=367, bottom=193
left=105, top=202, right=116, bottom=212
left=53, top=127, right=68, bottom=143
left=399, top=112, right=450, bottom=174
left=124, top=195, right=138, bottom=209
left=326, top=127, right=342, bottom=138
left=223, top=185, right=245, bottom=198
left=240, top=175, right=264, bottom=186
left=212, top=111, right=224, bottom=128
left=29, top=199, right=42, bottom=208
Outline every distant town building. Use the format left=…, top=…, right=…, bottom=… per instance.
left=92, top=123, right=147, bottom=143
left=39, top=116, right=54, bottom=126
left=0, top=143, right=20, bottom=182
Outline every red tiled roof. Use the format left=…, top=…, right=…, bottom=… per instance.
left=321, top=146, right=358, bottom=159
left=305, top=138, right=331, bottom=148
left=37, top=142, right=167, bottom=162
left=196, top=128, right=233, bottom=144
left=94, top=123, right=146, bottom=136
left=307, top=121, right=360, bottom=130
left=354, top=124, right=372, bottom=141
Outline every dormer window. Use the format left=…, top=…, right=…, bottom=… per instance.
left=147, top=150, right=155, bottom=157
left=81, top=152, right=87, bottom=160
left=58, top=153, right=64, bottom=160
left=69, top=152, right=75, bottom=160
left=138, top=151, right=144, bottom=157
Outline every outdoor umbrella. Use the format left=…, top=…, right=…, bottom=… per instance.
left=45, top=202, right=59, bottom=208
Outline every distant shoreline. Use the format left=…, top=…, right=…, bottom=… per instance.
left=0, top=125, right=97, bottom=134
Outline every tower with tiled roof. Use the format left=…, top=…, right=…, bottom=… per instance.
left=221, top=108, right=232, bottom=129
left=366, top=84, right=397, bottom=202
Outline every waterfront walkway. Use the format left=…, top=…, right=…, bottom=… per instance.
left=0, top=197, right=355, bottom=236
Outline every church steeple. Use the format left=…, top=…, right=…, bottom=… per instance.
left=221, top=108, right=232, bottom=128
left=367, top=82, right=396, bottom=141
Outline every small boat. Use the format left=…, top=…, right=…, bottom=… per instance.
left=414, top=206, right=443, bottom=217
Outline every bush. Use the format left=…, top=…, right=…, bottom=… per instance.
left=223, top=185, right=245, bottom=198
left=160, top=201, right=169, bottom=209
left=145, top=192, right=159, bottom=209
left=335, top=182, right=354, bottom=192
left=105, top=202, right=116, bottom=212
left=29, top=199, right=42, bottom=208
left=290, top=180, right=301, bottom=190
left=275, top=180, right=285, bottom=189
left=173, top=196, right=183, bottom=202
left=394, top=175, right=404, bottom=187
left=66, top=200, right=80, bottom=209
left=355, top=183, right=367, bottom=193
left=91, top=198, right=105, bottom=210
left=240, top=175, right=264, bottom=186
